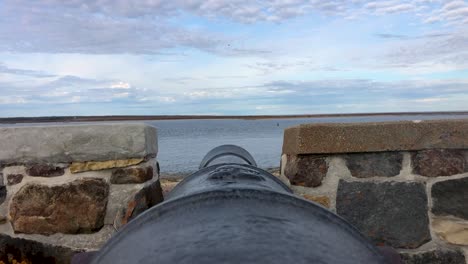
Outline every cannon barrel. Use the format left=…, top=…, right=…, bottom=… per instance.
left=91, top=145, right=388, bottom=264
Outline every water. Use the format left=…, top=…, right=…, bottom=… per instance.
left=3, top=114, right=468, bottom=175
left=147, top=114, right=468, bottom=174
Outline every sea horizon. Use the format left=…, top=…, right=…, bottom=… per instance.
left=2, top=110, right=468, bottom=124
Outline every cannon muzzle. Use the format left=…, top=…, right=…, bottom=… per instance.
left=91, top=145, right=389, bottom=264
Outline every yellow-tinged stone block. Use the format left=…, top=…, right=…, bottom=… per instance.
left=70, top=158, right=144, bottom=173
left=302, top=194, right=330, bottom=208
left=432, top=218, right=468, bottom=246
left=160, top=179, right=181, bottom=197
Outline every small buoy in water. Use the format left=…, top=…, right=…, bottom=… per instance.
left=277, top=123, right=279, bottom=126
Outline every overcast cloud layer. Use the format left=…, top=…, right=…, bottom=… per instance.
left=0, top=0, right=467, bottom=116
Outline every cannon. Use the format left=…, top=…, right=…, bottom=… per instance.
left=90, top=145, right=397, bottom=264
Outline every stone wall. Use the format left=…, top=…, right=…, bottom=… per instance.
left=0, top=124, right=163, bottom=264
left=281, top=119, right=468, bottom=264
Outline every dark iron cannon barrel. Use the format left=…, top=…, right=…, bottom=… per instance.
left=91, top=145, right=391, bottom=264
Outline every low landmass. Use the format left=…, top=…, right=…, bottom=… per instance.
left=1, top=111, right=468, bottom=124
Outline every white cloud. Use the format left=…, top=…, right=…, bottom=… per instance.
left=410, top=97, right=448, bottom=102
left=112, top=92, right=130, bottom=98
left=71, top=96, right=81, bottom=103
left=1, top=0, right=465, bottom=55
left=424, top=0, right=468, bottom=24
left=110, top=81, right=131, bottom=89
left=0, top=96, right=28, bottom=105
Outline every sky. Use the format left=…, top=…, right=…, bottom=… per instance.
left=0, top=0, right=467, bottom=117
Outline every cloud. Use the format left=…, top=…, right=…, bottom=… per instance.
left=365, top=1, right=415, bottom=14
left=424, top=0, right=468, bottom=25
left=1, top=0, right=464, bottom=55
left=0, top=63, right=56, bottom=78
left=383, top=29, right=468, bottom=68
left=4, top=0, right=352, bottom=23
left=374, top=32, right=451, bottom=40
left=1, top=76, right=468, bottom=116
left=110, top=81, right=131, bottom=89
left=0, top=5, right=221, bottom=54
left=246, top=60, right=344, bottom=75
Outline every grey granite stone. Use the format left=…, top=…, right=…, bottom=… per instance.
left=0, top=233, right=79, bottom=264
left=400, top=250, right=465, bottom=264
left=345, top=152, right=403, bottom=178
left=0, top=185, right=5, bottom=205
left=6, top=174, right=23, bottom=185
left=432, top=177, right=468, bottom=220
left=283, top=154, right=328, bottom=187
left=0, top=123, right=157, bottom=163
left=336, top=180, right=430, bottom=249
left=10, top=178, right=109, bottom=235
left=26, top=163, right=66, bottom=177
left=120, top=180, right=164, bottom=227
left=412, top=149, right=465, bottom=177
left=111, top=166, right=153, bottom=184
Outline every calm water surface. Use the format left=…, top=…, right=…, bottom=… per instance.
left=147, top=114, right=468, bottom=174
left=3, top=114, right=468, bottom=174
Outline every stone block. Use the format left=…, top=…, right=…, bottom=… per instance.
left=432, top=218, right=468, bottom=246
left=412, top=149, right=465, bottom=177
left=345, top=152, right=402, bottom=178
left=432, top=177, right=468, bottom=220
left=283, top=155, right=328, bottom=187
left=301, top=194, right=330, bottom=208
left=336, top=180, right=430, bottom=249
left=160, top=179, right=181, bottom=197
left=0, top=185, right=6, bottom=205
left=110, top=166, right=153, bottom=184
left=26, top=163, right=65, bottom=177
left=400, top=250, right=466, bottom=264
left=70, top=158, right=144, bottom=173
left=120, top=180, right=164, bottom=226
left=6, top=174, right=23, bottom=185
left=0, top=123, right=157, bottom=163
left=0, top=234, right=78, bottom=264
left=283, top=119, right=468, bottom=155
left=10, top=178, right=109, bottom=235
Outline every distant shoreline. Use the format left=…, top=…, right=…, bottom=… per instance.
left=1, top=111, right=468, bottom=124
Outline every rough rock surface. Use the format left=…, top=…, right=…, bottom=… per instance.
left=10, top=178, right=109, bottom=235
left=336, top=180, right=430, bottom=249
left=111, top=166, right=153, bottom=184
left=0, top=185, right=6, bottom=205
left=6, top=174, right=23, bottom=185
left=283, top=155, right=328, bottom=187
left=400, top=250, right=466, bottom=264
left=412, top=149, right=465, bottom=177
left=26, top=163, right=65, bottom=177
left=121, top=180, right=164, bottom=226
left=301, top=194, right=330, bottom=208
left=344, top=152, right=402, bottom=178
left=70, top=158, right=144, bottom=173
left=431, top=177, right=468, bottom=220
left=432, top=218, right=468, bottom=245
left=0, top=123, right=157, bottom=163
left=283, top=119, right=468, bottom=154
left=0, top=234, right=79, bottom=264
left=160, top=179, right=181, bottom=197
